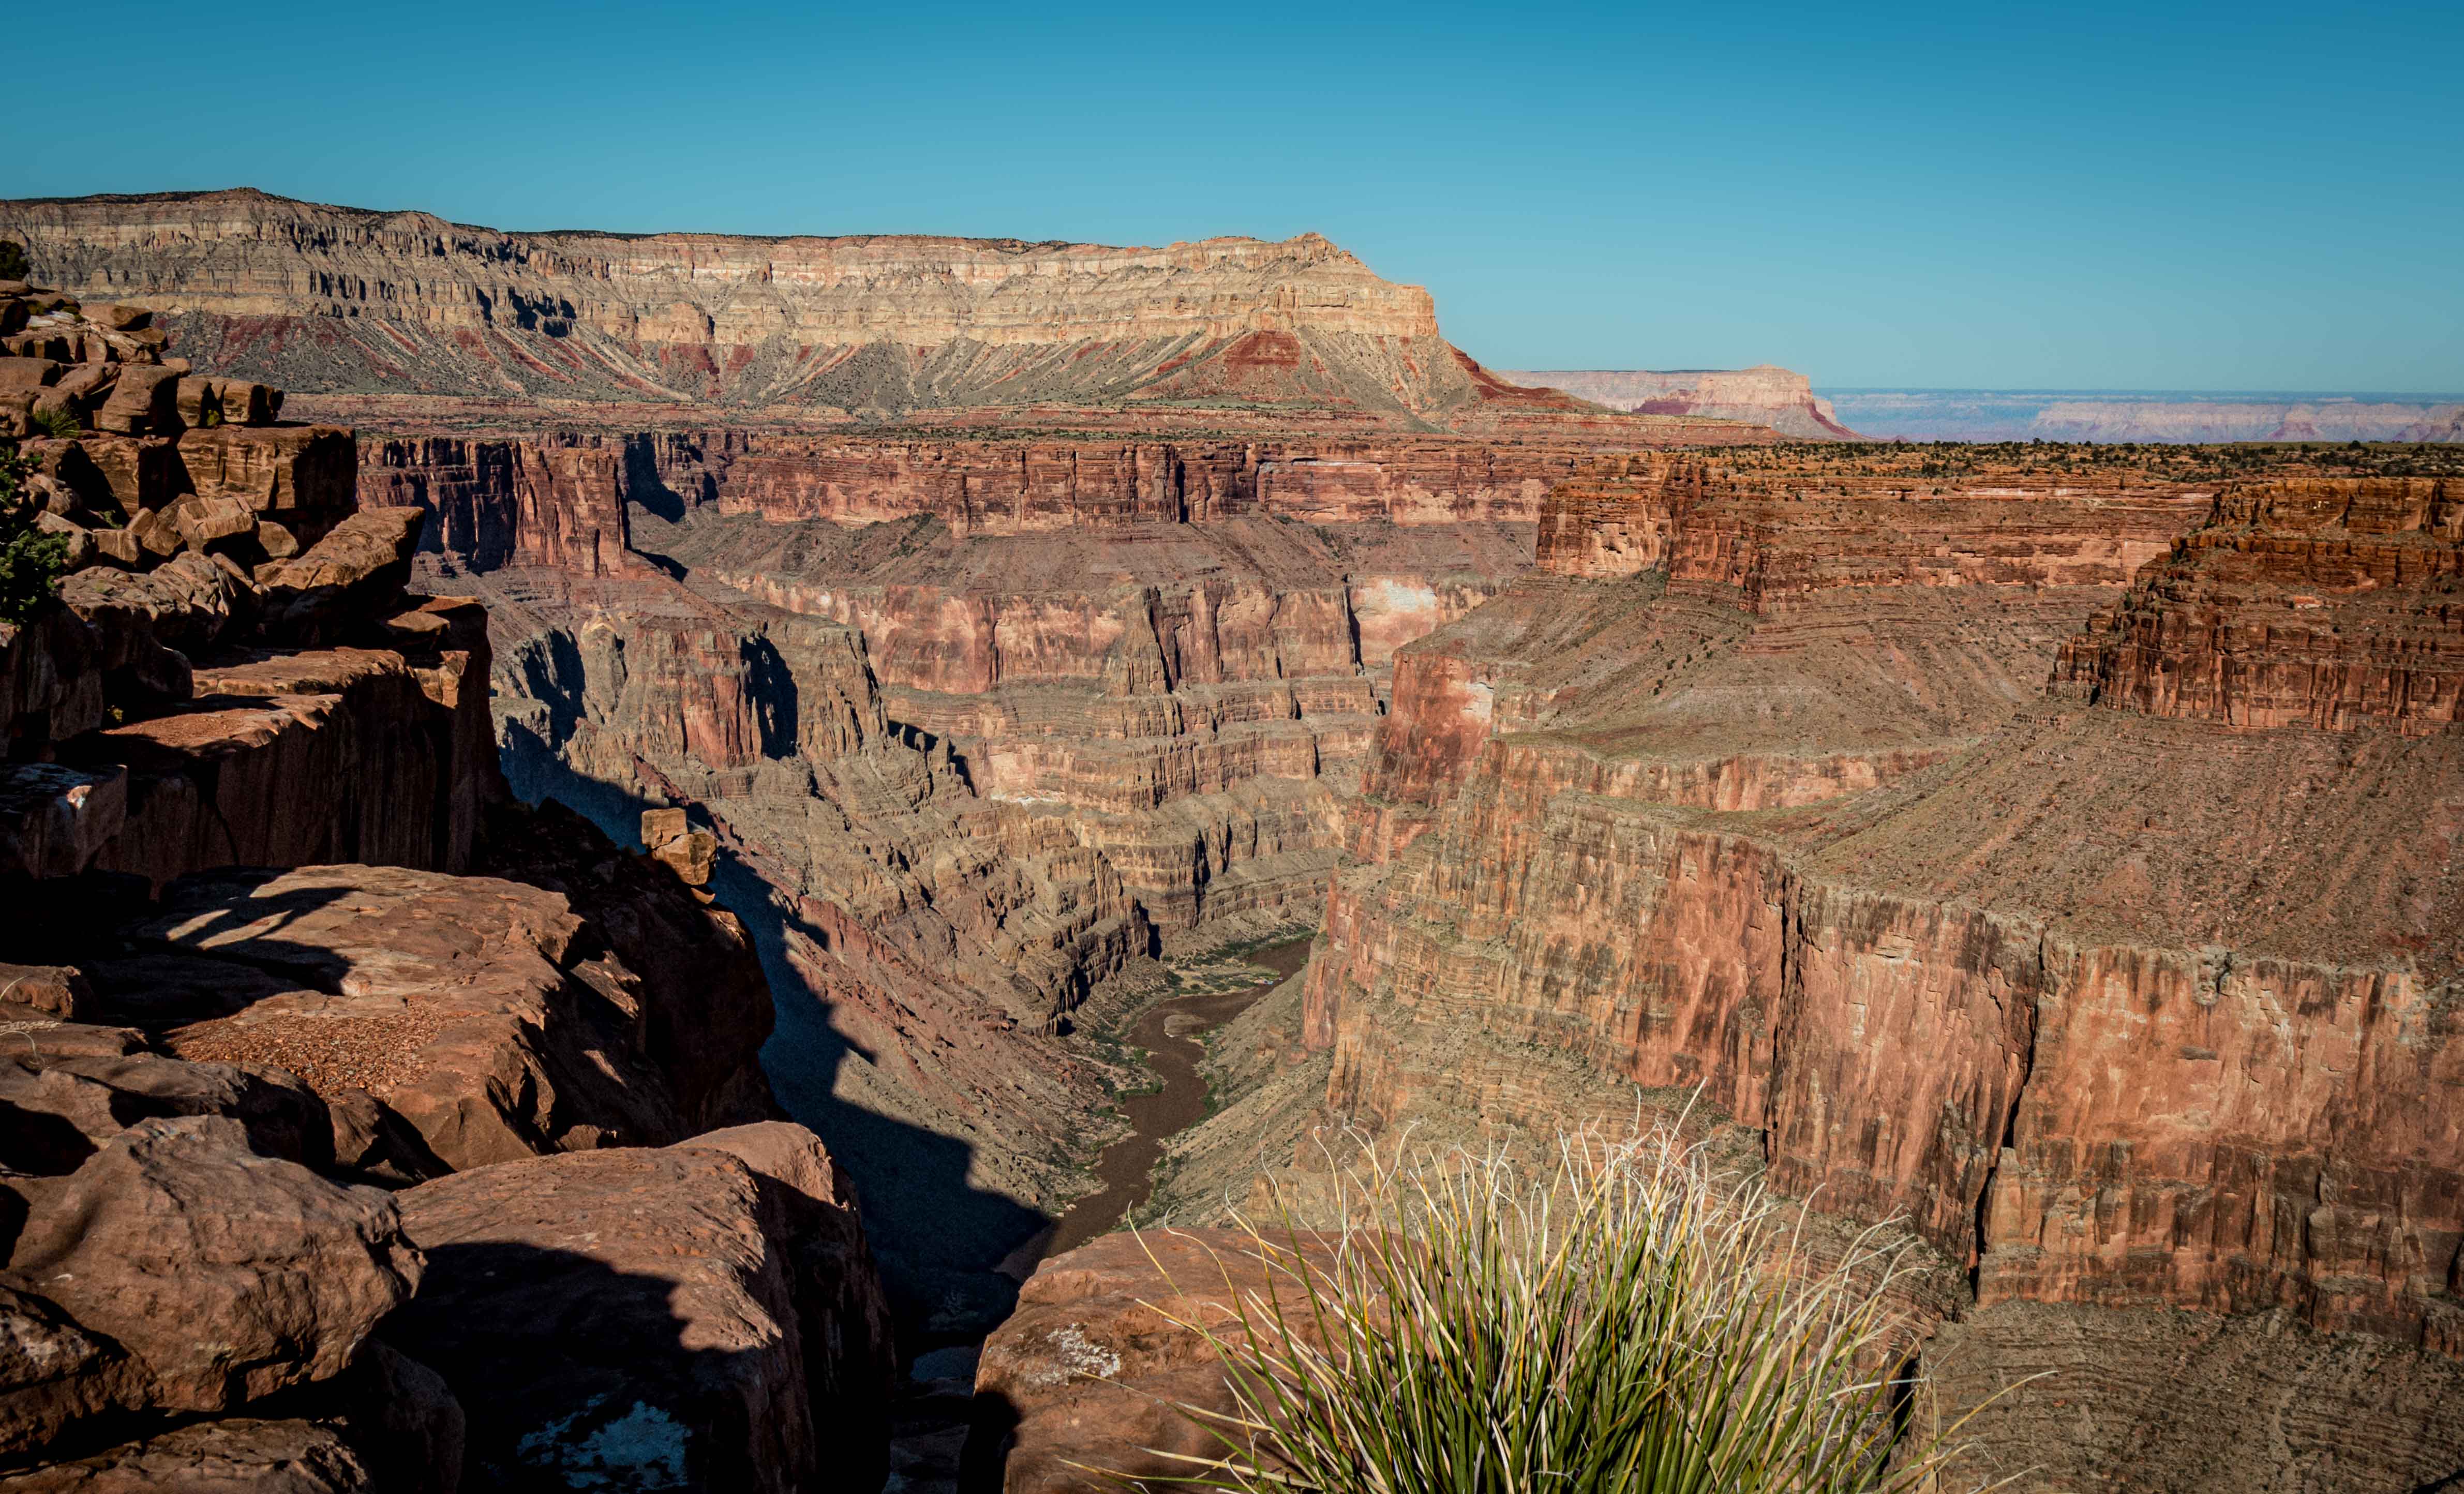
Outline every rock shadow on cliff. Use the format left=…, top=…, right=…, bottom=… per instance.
left=499, top=736, right=1054, bottom=1350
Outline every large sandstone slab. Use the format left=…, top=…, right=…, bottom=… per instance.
left=97, top=865, right=686, bottom=1176
left=177, top=426, right=355, bottom=536
left=0, top=1115, right=419, bottom=1437
left=51, top=623, right=496, bottom=888
left=381, top=1125, right=892, bottom=1494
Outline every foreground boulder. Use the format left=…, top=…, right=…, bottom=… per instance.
left=974, top=1229, right=1333, bottom=1494
left=76, top=861, right=767, bottom=1179
left=0, top=1043, right=329, bottom=1173
left=0, top=1116, right=424, bottom=1471
left=0, top=1417, right=374, bottom=1493
left=379, top=1123, right=893, bottom=1494
left=0, top=1340, right=461, bottom=1494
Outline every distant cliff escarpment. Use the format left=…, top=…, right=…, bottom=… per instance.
left=1, top=189, right=1639, bottom=432
left=1502, top=365, right=1863, bottom=439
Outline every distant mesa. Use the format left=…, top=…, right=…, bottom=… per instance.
left=1500, top=365, right=1864, bottom=440
left=0, top=188, right=1754, bottom=440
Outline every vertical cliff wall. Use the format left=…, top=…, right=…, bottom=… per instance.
left=1266, top=456, right=2464, bottom=1487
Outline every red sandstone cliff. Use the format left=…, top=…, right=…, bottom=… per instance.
left=1252, top=455, right=2464, bottom=1487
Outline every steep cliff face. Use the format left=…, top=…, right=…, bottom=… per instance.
left=361, top=436, right=635, bottom=575
left=1272, top=463, right=2464, bottom=1484
left=371, top=428, right=1537, bottom=929
left=1251, top=456, right=2464, bottom=1489
left=363, top=428, right=1608, bottom=541
left=1502, top=366, right=1862, bottom=439
left=2056, top=476, right=2463, bottom=734
left=7, top=189, right=1612, bottom=431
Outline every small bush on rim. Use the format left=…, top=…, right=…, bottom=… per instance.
left=1123, top=1123, right=2011, bottom=1493
left=0, top=446, right=71, bottom=625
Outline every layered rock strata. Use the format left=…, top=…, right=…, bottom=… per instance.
left=357, top=426, right=1738, bottom=558
left=1255, top=466, right=2464, bottom=1487
left=6, top=190, right=1680, bottom=436
left=351, top=413, right=1551, bottom=1329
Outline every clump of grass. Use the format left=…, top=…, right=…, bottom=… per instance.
left=1127, top=1124, right=2009, bottom=1493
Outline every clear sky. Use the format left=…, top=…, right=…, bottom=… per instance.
left=5, top=1, right=2457, bottom=391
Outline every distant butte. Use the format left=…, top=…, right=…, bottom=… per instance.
left=1499, top=365, right=1864, bottom=439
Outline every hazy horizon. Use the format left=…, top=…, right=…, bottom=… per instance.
left=4, top=0, right=2455, bottom=392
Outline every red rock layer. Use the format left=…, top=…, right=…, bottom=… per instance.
left=1299, top=474, right=2464, bottom=1354
left=362, top=427, right=1693, bottom=547
left=2057, top=475, right=2464, bottom=734
left=1537, top=459, right=2203, bottom=599
left=361, top=436, right=634, bottom=575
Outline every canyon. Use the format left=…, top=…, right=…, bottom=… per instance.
left=1136, top=445, right=2464, bottom=1491
left=5, top=203, right=2462, bottom=1493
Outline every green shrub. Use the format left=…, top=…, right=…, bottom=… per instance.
left=0, top=239, right=26, bottom=282
left=1130, top=1125, right=2008, bottom=1493
left=0, top=447, right=72, bottom=624
left=31, top=405, right=80, bottom=440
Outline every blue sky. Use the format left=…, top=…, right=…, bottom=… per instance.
left=5, top=1, right=2456, bottom=390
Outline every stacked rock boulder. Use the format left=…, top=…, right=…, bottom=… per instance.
left=1, top=293, right=898, bottom=1491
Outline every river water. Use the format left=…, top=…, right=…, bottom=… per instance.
left=1032, top=937, right=1312, bottom=1262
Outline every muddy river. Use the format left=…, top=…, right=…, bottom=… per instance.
left=1034, top=937, right=1311, bottom=1261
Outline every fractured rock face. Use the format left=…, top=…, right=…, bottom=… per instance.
left=381, top=1124, right=892, bottom=1494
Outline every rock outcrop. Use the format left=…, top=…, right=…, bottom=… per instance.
left=1, top=291, right=897, bottom=1490
left=971, top=1228, right=1328, bottom=1494
left=381, top=1122, right=891, bottom=1494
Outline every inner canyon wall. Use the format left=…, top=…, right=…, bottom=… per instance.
left=355, top=423, right=1582, bottom=1327
left=1265, top=456, right=2464, bottom=1488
